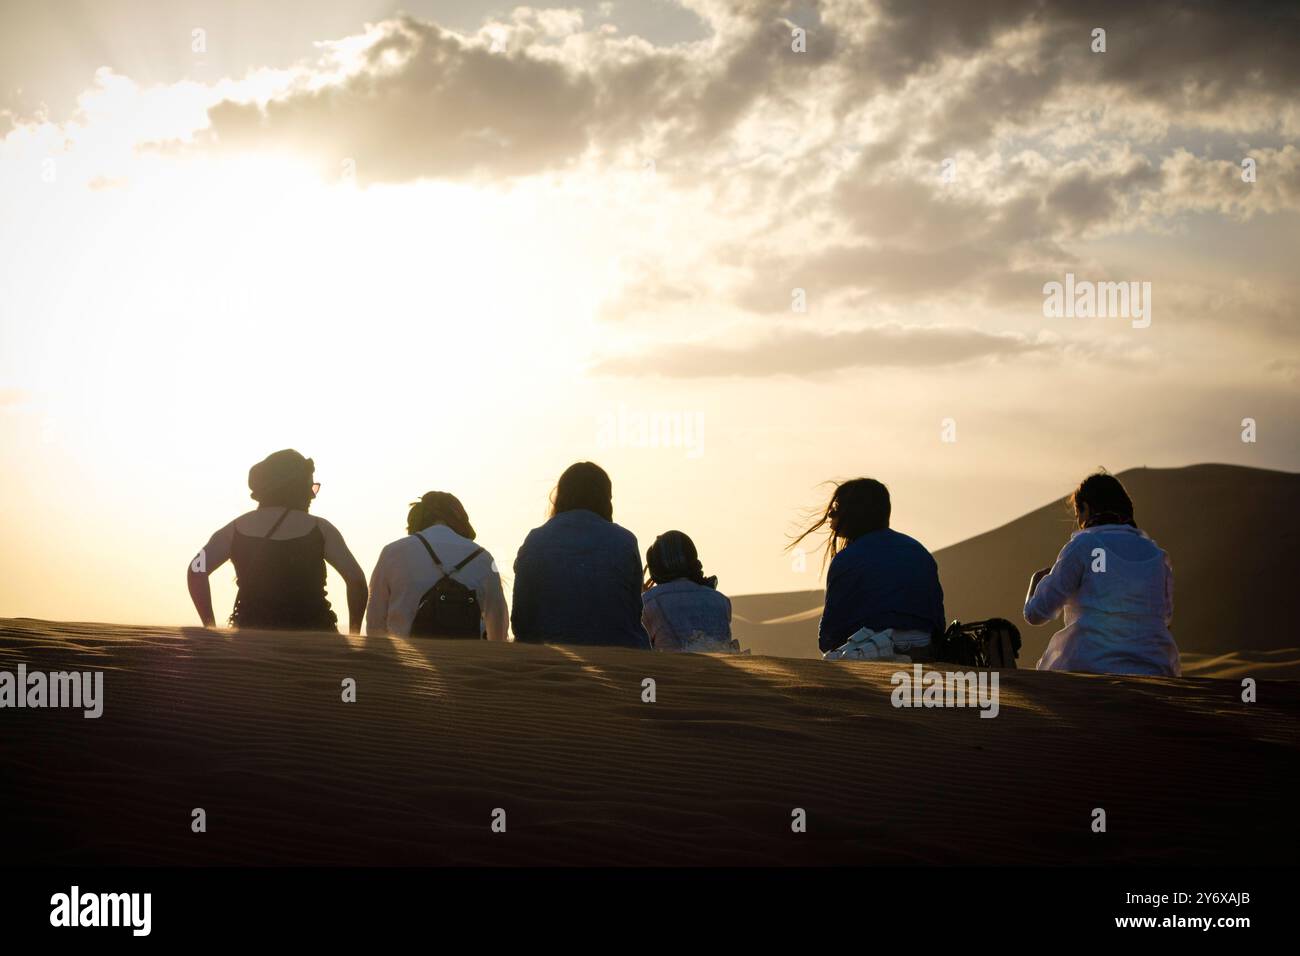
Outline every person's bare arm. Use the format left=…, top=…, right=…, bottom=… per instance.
left=319, top=518, right=368, bottom=635
left=187, top=523, right=234, bottom=627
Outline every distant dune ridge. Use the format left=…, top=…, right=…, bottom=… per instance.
left=1, top=618, right=1295, bottom=865
left=733, top=464, right=1300, bottom=674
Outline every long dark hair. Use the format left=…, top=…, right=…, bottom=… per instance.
left=788, top=477, right=891, bottom=573
left=407, top=491, right=476, bottom=539
left=248, top=449, right=316, bottom=511
left=1069, top=470, right=1136, bottom=529
left=644, top=530, right=715, bottom=591
left=550, top=461, right=613, bottom=521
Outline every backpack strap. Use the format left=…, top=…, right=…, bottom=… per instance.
left=413, top=532, right=447, bottom=571
left=452, top=547, right=484, bottom=573
left=264, top=507, right=291, bottom=539
left=414, top=533, right=483, bottom=581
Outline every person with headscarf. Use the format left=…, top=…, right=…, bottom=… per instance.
left=640, top=530, right=735, bottom=653
left=186, top=449, right=368, bottom=633
left=366, top=491, right=508, bottom=641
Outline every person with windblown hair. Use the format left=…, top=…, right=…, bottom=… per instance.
left=1025, top=470, right=1179, bottom=675
left=366, top=491, right=508, bottom=640
left=791, top=477, right=945, bottom=660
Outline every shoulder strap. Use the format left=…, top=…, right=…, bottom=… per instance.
left=264, top=507, right=291, bottom=539
left=452, top=547, right=484, bottom=573
left=413, top=532, right=446, bottom=571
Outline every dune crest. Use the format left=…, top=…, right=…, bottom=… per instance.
left=3, top=617, right=1295, bottom=865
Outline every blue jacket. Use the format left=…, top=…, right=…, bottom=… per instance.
left=511, top=509, right=651, bottom=649
left=642, top=578, right=732, bottom=651
left=818, top=528, right=946, bottom=653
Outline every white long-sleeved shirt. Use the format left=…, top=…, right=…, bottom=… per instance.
left=1025, top=523, right=1179, bottom=676
left=366, top=523, right=508, bottom=640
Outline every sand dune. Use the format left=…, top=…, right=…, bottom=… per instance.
left=3, top=617, right=1295, bottom=865
left=732, top=464, right=1300, bottom=671
left=1179, top=649, right=1300, bottom=681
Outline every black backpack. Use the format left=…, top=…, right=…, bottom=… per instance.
left=934, top=617, right=1021, bottom=668
left=409, top=533, right=485, bottom=639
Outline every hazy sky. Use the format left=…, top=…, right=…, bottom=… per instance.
left=1, top=0, right=1297, bottom=627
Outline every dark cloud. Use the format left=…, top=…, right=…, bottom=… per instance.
left=672, top=8, right=838, bottom=147
left=186, top=2, right=1299, bottom=189
left=910, top=56, right=1068, bottom=161
left=1043, top=162, right=1161, bottom=234
left=196, top=6, right=832, bottom=183
left=592, top=322, right=1050, bottom=377
left=731, top=147, right=1193, bottom=314
left=1155, top=146, right=1300, bottom=217
left=832, top=0, right=1300, bottom=126
left=204, top=17, right=600, bottom=181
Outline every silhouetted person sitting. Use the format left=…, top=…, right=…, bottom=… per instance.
left=511, top=461, right=650, bottom=649
left=186, top=449, right=367, bottom=633
left=1025, top=470, right=1179, bottom=675
left=641, top=530, right=735, bottom=652
left=366, top=491, right=508, bottom=640
left=792, top=478, right=945, bottom=660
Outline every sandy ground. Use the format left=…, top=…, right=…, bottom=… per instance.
left=732, top=600, right=1300, bottom=680
left=2, top=617, right=1295, bottom=865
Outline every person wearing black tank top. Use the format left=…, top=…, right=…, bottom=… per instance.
left=186, top=449, right=368, bottom=633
